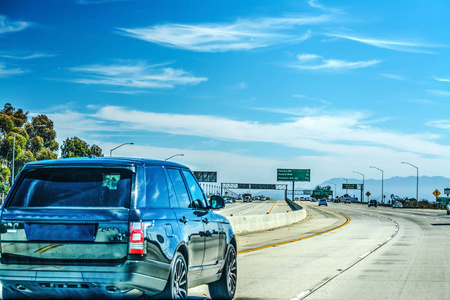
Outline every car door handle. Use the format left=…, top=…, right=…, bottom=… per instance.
left=179, top=216, right=188, bottom=224
left=202, top=218, right=209, bottom=224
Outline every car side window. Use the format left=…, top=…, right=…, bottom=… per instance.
left=144, top=166, right=170, bottom=208
left=182, top=170, right=206, bottom=208
left=166, top=168, right=191, bottom=208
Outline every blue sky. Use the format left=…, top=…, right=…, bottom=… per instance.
left=1, top=0, right=450, bottom=189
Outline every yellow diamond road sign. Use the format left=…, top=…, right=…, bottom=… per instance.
left=433, top=189, right=441, bottom=197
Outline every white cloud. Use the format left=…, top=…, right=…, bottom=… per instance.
left=291, top=54, right=381, bottom=71
left=435, top=77, right=450, bottom=83
left=69, top=61, right=207, bottom=90
left=0, top=52, right=56, bottom=60
left=116, top=13, right=332, bottom=52
left=70, top=106, right=446, bottom=158
left=0, top=62, right=27, bottom=77
left=297, top=54, right=321, bottom=62
left=428, top=89, right=450, bottom=97
left=380, top=73, right=405, bottom=80
left=0, top=15, right=33, bottom=34
left=426, top=120, right=450, bottom=130
left=292, top=94, right=332, bottom=105
left=40, top=105, right=450, bottom=183
left=325, top=33, right=438, bottom=54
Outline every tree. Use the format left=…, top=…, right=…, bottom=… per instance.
left=35, top=149, right=57, bottom=161
left=61, top=137, right=104, bottom=158
left=89, top=144, right=104, bottom=157
left=1, top=103, right=28, bottom=128
left=14, top=150, right=35, bottom=176
left=30, top=115, right=58, bottom=152
left=0, top=115, right=14, bottom=137
left=0, top=103, right=59, bottom=184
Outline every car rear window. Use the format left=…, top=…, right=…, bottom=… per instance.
left=8, top=168, right=132, bottom=208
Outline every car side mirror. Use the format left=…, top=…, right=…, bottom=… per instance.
left=209, top=195, right=225, bottom=210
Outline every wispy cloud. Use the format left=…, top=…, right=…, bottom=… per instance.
left=69, top=61, right=207, bottom=91
left=292, top=94, right=332, bottom=105
left=0, top=15, right=33, bottom=35
left=54, top=105, right=447, bottom=158
left=434, top=77, right=450, bottom=83
left=253, top=106, right=321, bottom=116
left=428, top=89, right=450, bottom=97
left=325, top=33, right=438, bottom=54
left=0, top=52, right=56, bottom=60
left=115, top=12, right=336, bottom=52
left=426, top=120, right=450, bottom=130
left=291, top=53, right=381, bottom=71
left=380, top=73, right=405, bottom=80
left=0, top=62, right=28, bottom=77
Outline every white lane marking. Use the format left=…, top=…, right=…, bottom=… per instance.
left=291, top=290, right=311, bottom=300
left=359, top=251, right=371, bottom=259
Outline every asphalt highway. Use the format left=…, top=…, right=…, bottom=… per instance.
left=190, top=200, right=450, bottom=299
left=217, top=200, right=293, bottom=217
left=2, top=200, right=448, bottom=299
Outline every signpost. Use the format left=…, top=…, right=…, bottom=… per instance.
left=237, top=184, right=277, bottom=190
left=277, top=169, right=311, bottom=201
left=342, top=184, right=358, bottom=189
left=445, top=188, right=450, bottom=196
left=194, top=171, right=217, bottom=182
left=277, top=169, right=311, bottom=200
left=277, top=169, right=310, bottom=181
left=433, top=189, right=441, bottom=204
left=433, top=189, right=441, bottom=198
left=366, top=191, right=371, bottom=201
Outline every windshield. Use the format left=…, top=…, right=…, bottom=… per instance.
left=8, top=168, right=132, bottom=208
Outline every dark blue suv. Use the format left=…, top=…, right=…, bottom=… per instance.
left=0, top=157, right=237, bottom=299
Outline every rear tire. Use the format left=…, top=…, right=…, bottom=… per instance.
left=208, top=244, right=237, bottom=300
left=155, top=252, right=188, bottom=300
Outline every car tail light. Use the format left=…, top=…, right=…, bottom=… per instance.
left=129, top=222, right=144, bottom=254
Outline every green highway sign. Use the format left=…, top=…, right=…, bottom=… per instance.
left=277, top=169, right=310, bottom=182
left=342, top=184, right=358, bottom=189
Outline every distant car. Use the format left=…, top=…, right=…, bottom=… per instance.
left=318, top=199, right=328, bottom=206
left=447, top=204, right=450, bottom=215
left=225, top=198, right=233, bottom=204
left=310, top=198, right=317, bottom=202
left=393, top=201, right=403, bottom=208
left=344, top=197, right=351, bottom=204
left=333, top=198, right=340, bottom=203
left=368, top=199, right=377, bottom=207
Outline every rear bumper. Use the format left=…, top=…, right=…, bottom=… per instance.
left=0, top=260, right=169, bottom=296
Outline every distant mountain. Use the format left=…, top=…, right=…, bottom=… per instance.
left=320, top=176, right=450, bottom=202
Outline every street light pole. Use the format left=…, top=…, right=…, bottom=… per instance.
left=402, top=162, right=419, bottom=207
left=353, top=171, right=364, bottom=202
left=165, top=153, right=184, bottom=161
left=327, top=182, right=337, bottom=201
left=340, top=177, right=348, bottom=194
left=370, top=166, right=384, bottom=203
left=12, top=124, right=46, bottom=184
left=110, top=142, right=134, bottom=157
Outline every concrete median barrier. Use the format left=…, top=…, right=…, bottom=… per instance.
left=227, top=209, right=306, bottom=235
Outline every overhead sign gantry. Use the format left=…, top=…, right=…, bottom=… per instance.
left=277, top=168, right=311, bottom=200
left=220, top=183, right=289, bottom=199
